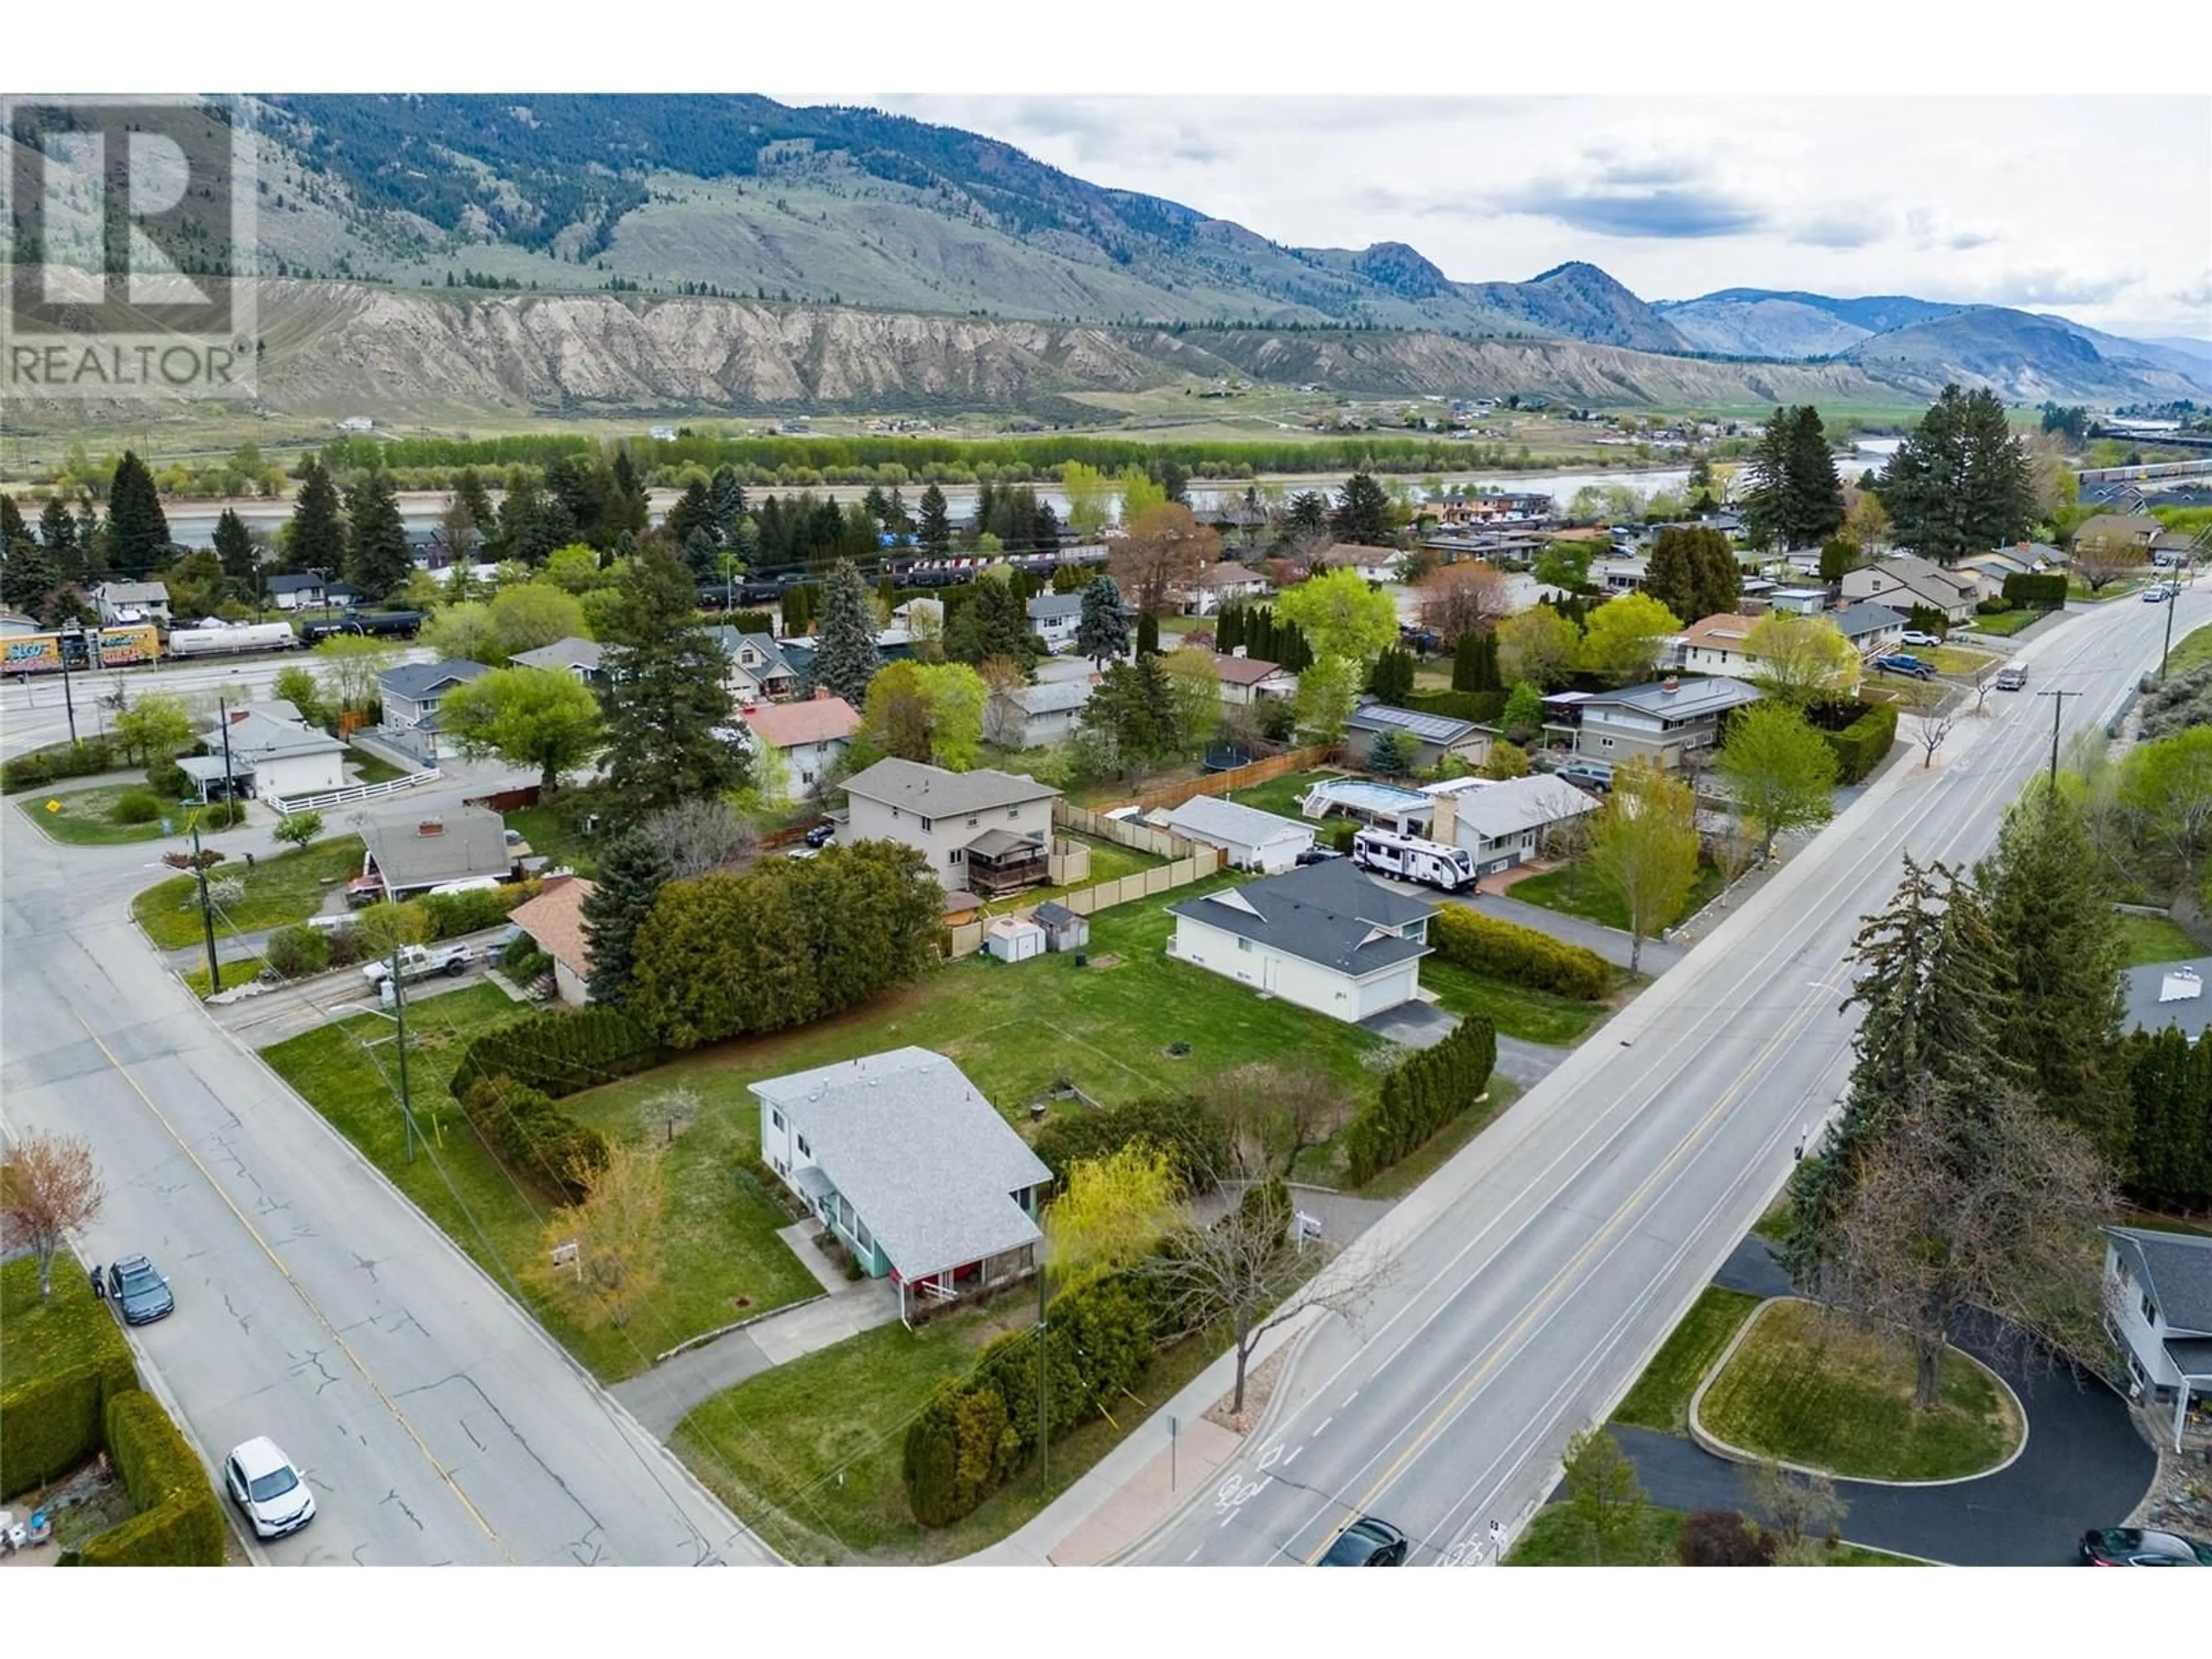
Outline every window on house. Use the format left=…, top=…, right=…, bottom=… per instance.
left=1600, top=737, right=1615, bottom=749
left=855, top=1218, right=873, bottom=1255
left=801, top=770, right=815, bottom=785
left=2142, top=1292, right=2158, bottom=1325
left=1237, top=936, right=1251, bottom=951
left=967, top=815, right=979, bottom=827
left=921, top=816, right=933, bottom=832
left=797, top=1134, right=811, bottom=1158
left=1007, top=806, right=1020, bottom=819
left=771, top=1109, right=784, bottom=1131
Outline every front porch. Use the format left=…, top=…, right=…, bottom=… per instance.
left=893, top=1244, right=1039, bottom=1329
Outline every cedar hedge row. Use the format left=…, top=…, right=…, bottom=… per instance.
left=1820, top=702, right=1898, bottom=785
left=74, top=1391, right=225, bottom=1566
left=1429, top=906, right=1611, bottom=1001
left=1028, top=1094, right=1232, bottom=1194
left=1344, top=1016, right=1498, bottom=1187
left=2002, top=571, right=2068, bottom=608
left=460, top=1075, right=610, bottom=1203
left=0, top=1350, right=140, bottom=1501
left=421, top=879, right=539, bottom=940
left=2, top=737, right=120, bottom=793
left=1404, top=688, right=1506, bottom=724
left=449, top=1006, right=661, bottom=1104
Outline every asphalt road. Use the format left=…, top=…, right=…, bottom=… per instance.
left=1137, top=586, right=2199, bottom=1568
left=0, top=775, right=777, bottom=1566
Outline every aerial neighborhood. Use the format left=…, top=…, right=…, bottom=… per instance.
left=1, top=85, right=2207, bottom=1609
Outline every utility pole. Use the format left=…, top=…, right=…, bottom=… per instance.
left=216, top=690, right=236, bottom=811
left=388, top=935, right=418, bottom=1164
left=188, top=809, right=221, bottom=992
left=2037, top=688, right=2077, bottom=793
left=56, top=627, right=79, bottom=745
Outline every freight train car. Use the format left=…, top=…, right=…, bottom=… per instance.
left=1, top=623, right=162, bottom=676
left=164, top=621, right=299, bottom=659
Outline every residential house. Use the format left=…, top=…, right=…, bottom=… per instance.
left=741, top=692, right=861, bottom=798
left=2120, top=957, right=2212, bottom=1041
left=1321, top=543, right=1408, bottom=584
left=1830, top=601, right=1910, bottom=657
left=1840, top=554, right=1979, bottom=624
left=1766, top=586, right=1830, bottom=616
left=984, top=677, right=1094, bottom=751
left=2101, top=1226, right=2212, bottom=1449
left=755, top=1048, right=1051, bottom=1324
left=324, top=581, right=363, bottom=611
left=1161, top=794, right=1315, bottom=874
left=1593, top=555, right=1649, bottom=594
left=1340, top=703, right=1492, bottom=772
left=1550, top=675, right=1763, bottom=770
left=1166, top=859, right=1435, bottom=1023
left=1955, top=548, right=2036, bottom=594
left=510, top=636, right=607, bottom=687
left=1211, top=651, right=1299, bottom=706
left=2074, top=513, right=2162, bottom=552
left=1673, top=613, right=1764, bottom=676
left=354, top=805, right=518, bottom=904
left=506, top=874, right=597, bottom=1006
left=265, top=573, right=327, bottom=611
left=1177, top=562, right=1271, bottom=616
left=840, top=757, right=1060, bottom=895
left=1422, top=774, right=1599, bottom=875
left=92, top=581, right=171, bottom=626
left=0, top=609, right=41, bottom=638
left=177, top=702, right=349, bottom=803
left=377, top=660, right=491, bottom=763
left=1026, top=592, right=1086, bottom=653
left=709, top=629, right=801, bottom=704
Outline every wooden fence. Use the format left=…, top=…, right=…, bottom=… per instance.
left=942, top=840, right=1225, bottom=960
left=1114, top=744, right=1337, bottom=815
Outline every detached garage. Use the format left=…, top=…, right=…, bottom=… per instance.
left=1162, top=794, right=1316, bottom=873
left=1166, top=859, right=1435, bottom=1023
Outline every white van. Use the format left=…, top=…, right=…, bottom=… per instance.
left=1995, top=660, right=2028, bottom=691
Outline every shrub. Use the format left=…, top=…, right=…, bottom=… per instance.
left=1676, top=1509, right=1775, bottom=1566
left=1975, top=596, right=2014, bottom=616
left=1, top=736, right=117, bottom=793
left=1330, top=818, right=1358, bottom=854
left=1405, top=688, right=1506, bottom=724
left=1029, top=1094, right=1232, bottom=1193
left=421, top=879, right=537, bottom=941
left=1903, top=604, right=1950, bottom=639
left=1343, top=1017, right=1497, bottom=1186
left=110, top=790, right=162, bottom=824
left=1430, top=906, right=1610, bottom=1000
left=77, top=1390, right=224, bottom=1566
left=459, top=1074, right=610, bottom=1202
left=145, top=758, right=189, bottom=800
left=263, top=924, right=334, bottom=982
left=1819, top=701, right=1898, bottom=785
left=449, top=1006, right=662, bottom=1103
left=0, top=1350, right=141, bottom=1501
left=499, top=935, right=554, bottom=983
left=2002, top=571, right=2067, bottom=609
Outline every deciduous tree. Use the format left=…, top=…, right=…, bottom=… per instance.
left=1108, top=503, right=1217, bottom=616
left=111, top=693, right=195, bottom=766
left=488, top=582, right=587, bottom=656
left=1577, top=593, right=1681, bottom=687
left=1160, top=646, right=1222, bottom=753
left=440, top=666, right=604, bottom=791
left=1276, top=567, right=1399, bottom=669
left=1417, top=562, right=1512, bottom=643
left=1743, top=613, right=1859, bottom=702
left=1562, top=1426, right=1647, bottom=1566
left=525, top=1141, right=666, bottom=1331
left=1498, top=605, right=1581, bottom=690
left=0, top=1131, right=105, bottom=1300
left=313, top=635, right=398, bottom=715
left=1589, top=759, right=1701, bottom=972
left=2070, top=531, right=2140, bottom=595
left=1713, top=703, right=1838, bottom=861
left=1045, top=1144, right=1186, bottom=1291
left=272, top=809, right=324, bottom=851
left=1294, top=654, right=1361, bottom=743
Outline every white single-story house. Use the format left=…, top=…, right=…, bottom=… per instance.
left=1167, top=859, right=1435, bottom=1022
left=1831, top=601, right=1910, bottom=656
left=265, top=573, right=327, bottom=611
left=984, top=677, right=1095, bottom=751
left=1340, top=703, right=1492, bottom=772
left=1161, top=794, right=1316, bottom=873
left=1672, top=612, right=1763, bottom=676
left=1177, top=562, right=1272, bottom=616
left=506, top=874, right=596, bottom=1006
left=179, top=703, right=349, bottom=804
left=1027, top=592, right=1086, bottom=653
left=755, top=1048, right=1052, bottom=1325
left=93, top=581, right=171, bottom=626
left=741, top=693, right=862, bottom=798
left=1766, top=586, right=1831, bottom=616
left=1423, top=774, right=1599, bottom=874
left=2101, top=1226, right=2212, bottom=1449
left=1320, top=543, right=1408, bottom=584
left=1212, top=652, right=1299, bottom=706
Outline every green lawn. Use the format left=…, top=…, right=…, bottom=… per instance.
left=1751, top=1187, right=1798, bottom=1246
left=1960, top=607, right=2046, bottom=639
left=1, top=1256, right=134, bottom=1391
left=16, top=784, right=174, bottom=846
left=1509, top=859, right=1725, bottom=936
left=1221, top=768, right=1342, bottom=820
left=132, top=835, right=364, bottom=949
left=344, top=745, right=408, bottom=785
left=504, top=805, right=598, bottom=878
left=1422, top=957, right=1610, bottom=1047
left=1611, top=1287, right=1763, bottom=1434
left=1696, top=1299, right=2022, bottom=1483
left=979, top=830, right=1165, bottom=918
left=259, top=984, right=821, bottom=1384
left=2118, top=912, right=2202, bottom=969
left=1506, top=1501, right=1912, bottom=1567
left=2165, top=623, right=2212, bottom=679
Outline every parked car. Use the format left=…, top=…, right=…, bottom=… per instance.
left=1556, top=762, right=1615, bottom=794
left=1294, top=846, right=1344, bottom=867
left=1318, top=1514, right=1410, bottom=1566
left=2080, top=1528, right=2212, bottom=1566
left=106, top=1253, right=175, bottom=1325
left=803, top=821, right=837, bottom=849
left=224, top=1438, right=316, bottom=1540
left=359, top=942, right=474, bottom=989
left=2144, top=585, right=2172, bottom=604
left=1899, top=630, right=1942, bottom=647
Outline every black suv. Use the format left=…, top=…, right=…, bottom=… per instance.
left=108, top=1253, right=176, bottom=1325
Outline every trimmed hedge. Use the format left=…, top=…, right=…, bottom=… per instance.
left=1430, top=905, right=1610, bottom=1000
left=76, top=1390, right=224, bottom=1566
left=0, top=1352, right=140, bottom=1501
left=1344, top=1017, right=1498, bottom=1187
left=1028, top=1094, right=1232, bottom=1194
left=421, top=878, right=539, bottom=941
left=460, top=1074, right=609, bottom=1202
left=1821, top=702, right=1899, bottom=785
left=449, top=1006, right=661, bottom=1104
left=1404, top=688, right=1506, bottom=724
left=2, top=736, right=119, bottom=793
left=2002, top=571, right=2067, bottom=609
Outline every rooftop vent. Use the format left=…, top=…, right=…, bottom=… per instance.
left=1661, top=677, right=1680, bottom=695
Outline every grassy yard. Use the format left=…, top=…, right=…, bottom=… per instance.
left=132, top=835, right=363, bottom=950
left=1221, top=767, right=1342, bottom=821
left=2118, top=911, right=2202, bottom=968
left=1, top=1256, right=134, bottom=1391
left=344, top=745, right=408, bottom=785
left=1611, top=1287, right=1763, bottom=1435
left=1750, top=1187, right=1798, bottom=1245
left=1506, top=1501, right=1911, bottom=1566
left=260, top=984, right=821, bottom=1383
left=503, top=805, right=598, bottom=878
left=1696, top=1300, right=2022, bottom=1483
left=1422, top=957, right=1610, bottom=1048
left=979, top=831, right=1164, bottom=918
left=2164, top=622, right=2212, bottom=679
left=1509, top=859, right=1725, bottom=936
left=1960, top=607, right=2046, bottom=639
left=16, top=784, right=177, bottom=847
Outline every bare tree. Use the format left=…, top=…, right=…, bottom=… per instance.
left=1107, top=503, right=1217, bottom=616
left=641, top=797, right=759, bottom=881
left=1211, top=1062, right=1355, bottom=1181
left=1828, top=1084, right=2115, bottom=1410
left=1, top=1131, right=105, bottom=1299
left=1145, top=1180, right=1398, bottom=1420
left=1562, top=1425, right=1648, bottom=1565
left=1417, top=562, right=1513, bottom=643
left=1911, top=708, right=1957, bottom=769
left=1967, top=657, right=2002, bottom=715
left=1744, top=1459, right=1849, bottom=1559
left=1710, top=817, right=1763, bottom=906
left=2070, top=532, right=2140, bottom=596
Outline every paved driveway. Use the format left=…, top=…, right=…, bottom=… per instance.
left=1441, top=891, right=1687, bottom=976
left=1358, top=1001, right=1459, bottom=1049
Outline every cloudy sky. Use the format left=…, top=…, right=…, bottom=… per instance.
left=872, top=96, right=2211, bottom=342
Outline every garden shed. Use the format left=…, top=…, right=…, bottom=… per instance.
left=1032, top=900, right=1089, bottom=953
left=984, top=915, right=1047, bottom=964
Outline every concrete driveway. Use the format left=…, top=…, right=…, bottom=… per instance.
left=1358, top=1001, right=1460, bottom=1049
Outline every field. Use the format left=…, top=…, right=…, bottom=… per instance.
left=2117, top=912, right=2202, bottom=968
left=132, top=836, right=364, bottom=950
left=16, top=784, right=176, bottom=847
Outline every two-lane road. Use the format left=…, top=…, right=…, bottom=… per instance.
left=1144, top=589, right=2191, bottom=1566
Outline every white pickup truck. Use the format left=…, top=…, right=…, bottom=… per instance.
left=360, top=942, right=475, bottom=990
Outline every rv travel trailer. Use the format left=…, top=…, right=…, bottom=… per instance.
left=1351, top=828, right=1475, bottom=892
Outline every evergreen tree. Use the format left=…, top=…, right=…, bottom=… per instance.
left=105, top=450, right=171, bottom=578
left=668, top=478, right=717, bottom=551
left=2125, top=1029, right=2212, bottom=1210
left=918, top=484, right=952, bottom=556
left=1330, top=472, right=1392, bottom=545
left=962, top=572, right=1036, bottom=671
left=1137, top=611, right=1161, bottom=659
left=1085, top=654, right=1180, bottom=772
left=213, top=508, right=257, bottom=584
left=344, top=471, right=414, bottom=600
left=37, top=497, right=75, bottom=555
left=1738, top=406, right=1842, bottom=551
left=287, top=460, right=346, bottom=575
left=580, top=830, right=673, bottom=1008
left=709, top=466, right=747, bottom=541
left=608, top=448, right=650, bottom=539
left=683, top=527, right=719, bottom=585
left=454, top=468, right=497, bottom=548
left=810, top=558, right=882, bottom=706
left=1214, top=603, right=1243, bottom=656
left=1284, top=491, right=1328, bottom=540
left=1366, top=646, right=1415, bottom=704
left=1642, top=526, right=1741, bottom=622
left=597, top=548, right=748, bottom=816
left=1976, top=793, right=2130, bottom=1163
left=1, top=537, right=59, bottom=615
left=1877, top=384, right=2035, bottom=563
left=1, top=493, right=32, bottom=560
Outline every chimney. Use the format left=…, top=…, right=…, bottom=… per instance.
left=813, top=685, right=831, bottom=700
left=540, top=872, right=573, bottom=892
left=1661, top=677, right=1680, bottom=695
left=417, top=819, right=445, bottom=837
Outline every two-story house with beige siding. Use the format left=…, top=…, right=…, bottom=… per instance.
left=839, top=757, right=1061, bottom=895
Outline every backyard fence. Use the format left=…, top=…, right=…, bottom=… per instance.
left=464, top=783, right=543, bottom=814
left=1111, top=744, right=1337, bottom=815
left=272, top=769, right=441, bottom=816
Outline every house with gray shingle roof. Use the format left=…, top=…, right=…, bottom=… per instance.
left=984, top=676, right=1096, bottom=749
left=2103, top=1225, right=2212, bottom=1448
left=1341, top=702, right=1494, bottom=772
left=510, top=635, right=606, bottom=686
left=840, top=757, right=1060, bottom=894
left=1168, top=859, right=1435, bottom=1022
left=755, top=1048, right=1050, bottom=1324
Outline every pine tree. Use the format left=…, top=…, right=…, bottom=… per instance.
left=581, top=830, right=673, bottom=1007
left=1877, top=384, right=2033, bottom=563
left=1077, top=574, right=1132, bottom=668
left=668, top=478, right=716, bottom=552
left=709, top=465, right=747, bottom=541
left=597, top=548, right=748, bottom=816
left=1366, top=646, right=1415, bottom=703
left=213, top=507, right=257, bottom=583
left=105, top=450, right=171, bottom=578
left=1642, top=526, right=1741, bottom=622
left=344, top=471, right=414, bottom=600
left=919, top=484, right=951, bottom=555
left=1, top=537, right=59, bottom=615
left=1214, top=603, right=1243, bottom=656
left=287, top=460, right=346, bottom=575
left=1738, top=409, right=1794, bottom=552
left=683, top=527, right=718, bottom=585
left=1783, top=406, right=1845, bottom=546
left=1137, top=611, right=1161, bottom=659
left=37, top=498, right=75, bottom=555
left=1330, top=472, right=1392, bottom=545
left=964, top=572, right=1036, bottom=670
left=811, top=558, right=882, bottom=706
left=0, top=493, right=31, bottom=560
